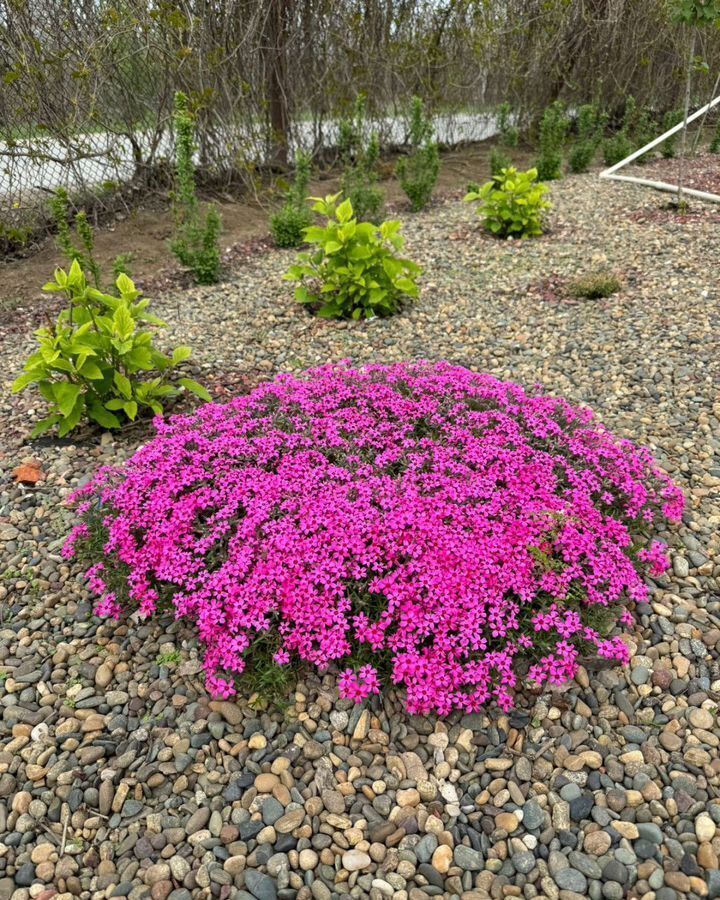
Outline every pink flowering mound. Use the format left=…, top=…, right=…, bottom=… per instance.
left=65, top=361, right=684, bottom=713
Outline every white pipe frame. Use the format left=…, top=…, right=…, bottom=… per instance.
left=599, top=93, right=720, bottom=204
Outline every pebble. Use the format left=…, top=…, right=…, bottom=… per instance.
left=2, top=176, right=720, bottom=900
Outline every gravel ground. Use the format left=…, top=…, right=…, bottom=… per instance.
left=1, top=174, right=720, bottom=900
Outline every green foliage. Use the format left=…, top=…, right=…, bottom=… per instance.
left=170, top=92, right=222, bottom=284
left=270, top=151, right=314, bottom=247
left=49, top=188, right=131, bottom=291
left=602, top=95, right=655, bottom=166
left=12, top=260, right=209, bottom=437
left=338, top=96, right=385, bottom=223
left=661, top=110, right=683, bottom=158
left=710, top=117, right=720, bottom=153
left=568, top=104, right=604, bottom=173
left=603, top=131, right=633, bottom=166
left=498, top=102, right=519, bottom=147
left=283, top=193, right=421, bottom=320
left=396, top=96, right=440, bottom=211
left=49, top=189, right=102, bottom=288
left=0, top=222, right=32, bottom=254
left=490, top=147, right=512, bottom=176
left=672, top=0, right=720, bottom=25
left=536, top=101, right=568, bottom=181
left=464, top=167, right=551, bottom=239
left=624, top=95, right=655, bottom=158
left=112, top=253, right=134, bottom=280
left=568, top=271, right=622, bottom=300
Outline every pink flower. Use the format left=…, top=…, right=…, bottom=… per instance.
left=64, top=361, right=683, bottom=713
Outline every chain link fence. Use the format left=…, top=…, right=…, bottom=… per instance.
left=1, top=0, right=717, bottom=254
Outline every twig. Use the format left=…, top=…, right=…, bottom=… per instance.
left=60, top=811, right=69, bottom=856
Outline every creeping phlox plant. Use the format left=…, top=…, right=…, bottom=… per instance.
left=64, top=362, right=683, bottom=714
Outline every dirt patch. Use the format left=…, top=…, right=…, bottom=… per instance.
left=624, top=152, right=720, bottom=198
left=0, top=141, right=535, bottom=308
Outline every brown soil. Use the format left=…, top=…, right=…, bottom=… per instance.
left=625, top=151, right=720, bottom=198
left=0, top=142, right=534, bottom=310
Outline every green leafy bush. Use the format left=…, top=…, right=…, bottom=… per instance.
left=624, top=95, right=655, bottom=160
left=568, top=104, right=603, bottom=173
left=490, top=147, right=512, bottom=176
left=270, top=151, right=313, bottom=248
left=396, top=96, right=440, bottom=211
left=0, top=222, right=32, bottom=255
left=603, top=96, right=656, bottom=166
left=568, top=271, right=622, bottom=300
left=170, top=92, right=222, bottom=284
left=12, top=260, right=209, bottom=437
left=50, top=189, right=102, bottom=287
left=498, top=102, right=519, bottom=148
left=283, top=193, right=420, bottom=319
left=49, top=191, right=133, bottom=288
left=603, top=131, right=633, bottom=166
left=710, top=117, right=720, bottom=154
left=339, top=96, right=385, bottom=223
left=464, top=167, right=551, bottom=239
left=536, top=101, right=568, bottom=181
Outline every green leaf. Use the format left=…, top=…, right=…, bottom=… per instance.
left=113, top=371, right=132, bottom=399
left=12, top=371, right=37, bottom=393
left=178, top=378, right=211, bottom=401
left=112, top=304, right=135, bottom=341
left=31, top=414, right=62, bottom=438
left=336, top=198, right=353, bottom=223
left=87, top=403, right=121, bottom=430
left=78, top=360, right=104, bottom=380
left=122, top=399, right=138, bottom=420
left=58, top=399, right=84, bottom=436
left=324, top=241, right=342, bottom=254
left=171, top=345, right=192, bottom=365
left=115, top=272, right=139, bottom=298
left=53, top=382, right=82, bottom=417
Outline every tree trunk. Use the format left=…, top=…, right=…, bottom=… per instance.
left=265, top=0, right=291, bottom=169
left=677, top=30, right=696, bottom=208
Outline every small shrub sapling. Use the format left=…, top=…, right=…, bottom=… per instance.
left=283, top=193, right=420, bottom=319
left=270, top=151, right=313, bottom=248
left=170, top=91, right=222, bottom=284
left=536, top=101, right=568, bottom=181
left=396, top=96, right=440, bottom=211
left=464, top=167, right=551, bottom=239
left=13, top=260, right=209, bottom=437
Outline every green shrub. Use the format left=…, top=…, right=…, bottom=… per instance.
left=170, top=92, right=222, bottom=284
left=49, top=189, right=132, bottom=290
left=498, top=102, right=519, bottom=148
left=270, top=151, right=313, bottom=248
left=396, top=96, right=440, bottom=211
left=12, top=260, right=209, bottom=437
left=603, top=131, right=633, bottom=166
left=339, top=96, right=385, bottom=223
left=112, top=253, right=134, bottom=280
left=603, top=96, right=656, bottom=167
left=568, top=271, right=622, bottom=300
left=490, top=146, right=512, bottom=176
left=624, top=95, right=655, bottom=157
left=659, top=110, right=682, bottom=158
left=536, top=101, right=568, bottom=181
left=0, top=222, right=32, bottom=255
left=568, top=104, right=603, bottom=173
left=283, top=193, right=420, bottom=319
left=710, top=117, right=720, bottom=153
left=464, top=167, right=551, bottom=239
left=49, top=189, right=105, bottom=288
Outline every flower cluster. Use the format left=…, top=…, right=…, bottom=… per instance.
left=65, top=361, right=683, bottom=713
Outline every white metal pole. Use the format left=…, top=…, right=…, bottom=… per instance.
left=599, top=93, right=720, bottom=204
